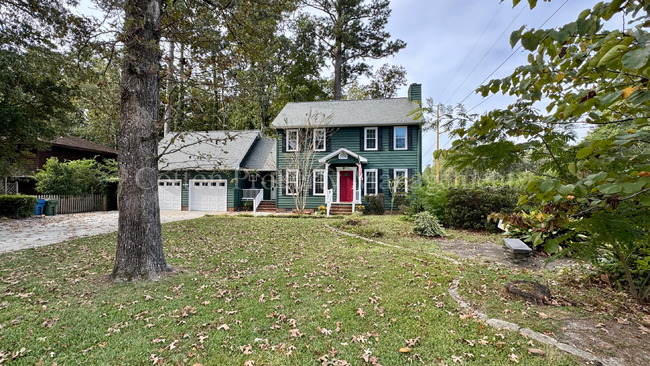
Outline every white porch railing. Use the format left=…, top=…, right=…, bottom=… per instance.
left=242, top=189, right=262, bottom=200
left=253, top=189, right=263, bottom=213
left=326, top=189, right=333, bottom=217
left=352, top=189, right=362, bottom=212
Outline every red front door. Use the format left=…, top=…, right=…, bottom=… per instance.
left=339, top=171, right=354, bottom=202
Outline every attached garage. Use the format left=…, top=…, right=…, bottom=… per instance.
left=158, top=180, right=181, bottom=210
left=189, top=179, right=227, bottom=211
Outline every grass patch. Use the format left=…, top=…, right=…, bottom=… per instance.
left=0, top=216, right=579, bottom=365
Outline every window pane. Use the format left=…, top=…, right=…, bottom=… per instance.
left=314, top=171, right=324, bottom=194
left=366, top=129, right=376, bottom=149
left=395, top=127, right=406, bottom=149
left=288, top=130, right=298, bottom=150
left=314, top=130, right=325, bottom=150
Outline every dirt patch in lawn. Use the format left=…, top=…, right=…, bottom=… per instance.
left=559, top=318, right=650, bottom=366
left=437, top=237, right=578, bottom=270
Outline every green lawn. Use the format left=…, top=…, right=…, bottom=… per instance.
left=0, top=215, right=579, bottom=365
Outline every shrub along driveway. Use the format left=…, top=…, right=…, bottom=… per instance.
left=0, top=211, right=221, bottom=253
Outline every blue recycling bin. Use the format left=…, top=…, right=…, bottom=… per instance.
left=34, top=199, right=46, bottom=215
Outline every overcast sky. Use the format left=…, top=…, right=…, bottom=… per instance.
left=370, top=0, right=608, bottom=168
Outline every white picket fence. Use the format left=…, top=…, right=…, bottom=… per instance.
left=35, top=194, right=106, bottom=214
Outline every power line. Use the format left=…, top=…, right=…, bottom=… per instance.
left=435, top=4, right=504, bottom=102
left=458, top=0, right=571, bottom=105
left=444, top=6, right=525, bottom=105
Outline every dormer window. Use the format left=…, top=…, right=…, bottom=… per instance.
left=287, top=129, right=299, bottom=151
left=394, top=126, right=407, bottom=150
left=364, top=127, right=378, bottom=150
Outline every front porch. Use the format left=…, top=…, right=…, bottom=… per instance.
left=319, top=148, right=366, bottom=216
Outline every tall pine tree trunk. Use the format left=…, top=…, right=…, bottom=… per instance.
left=333, top=43, right=342, bottom=100
left=164, top=40, right=174, bottom=136
left=113, top=0, right=172, bottom=281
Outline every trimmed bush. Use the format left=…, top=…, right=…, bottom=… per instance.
left=445, top=186, right=518, bottom=232
left=413, top=212, right=445, bottom=237
left=0, top=195, right=38, bottom=218
left=363, top=194, right=385, bottom=215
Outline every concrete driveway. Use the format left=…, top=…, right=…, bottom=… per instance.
left=0, top=211, right=224, bottom=253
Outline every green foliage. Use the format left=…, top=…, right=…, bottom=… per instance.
left=35, top=158, right=116, bottom=196
left=363, top=194, right=385, bottom=215
left=0, top=48, right=76, bottom=176
left=413, top=212, right=446, bottom=237
left=0, top=195, right=38, bottom=219
left=445, top=187, right=519, bottom=232
left=439, top=0, right=650, bottom=301
left=318, top=205, right=327, bottom=214
left=404, top=198, right=425, bottom=219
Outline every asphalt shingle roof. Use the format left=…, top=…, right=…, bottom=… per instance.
left=271, top=98, right=421, bottom=128
left=158, top=130, right=260, bottom=171
left=240, top=137, right=276, bottom=171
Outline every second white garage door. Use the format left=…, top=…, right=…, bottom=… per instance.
left=189, top=180, right=227, bottom=211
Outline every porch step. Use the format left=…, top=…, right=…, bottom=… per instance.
left=329, top=204, right=353, bottom=215
left=256, top=201, right=276, bottom=213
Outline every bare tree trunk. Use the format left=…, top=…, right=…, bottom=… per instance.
left=164, top=40, right=174, bottom=136
left=333, top=43, right=342, bottom=100
left=113, top=0, right=172, bottom=282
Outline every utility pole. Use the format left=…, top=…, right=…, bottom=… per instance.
left=436, top=104, right=440, bottom=182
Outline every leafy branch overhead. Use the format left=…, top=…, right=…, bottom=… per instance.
left=438, top=0, right=650, bottom=302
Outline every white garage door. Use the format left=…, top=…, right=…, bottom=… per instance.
left=158, top=180, right=181, bottom=210
left=189, top=180, right=227, bottom=211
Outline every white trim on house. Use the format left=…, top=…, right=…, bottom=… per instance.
left=318, top=147, right=368, bottom=164
left=393, top=169, right=408, bottom=193
left=364, top=169, right=378, bottom=196
left=336, top=166, right=356, bottom=203
left=286, top=129, right=299, bottom=152
left=393, top=126, right=407, bottom=150
left=286, top=169, right=298, bottom=196
left=313, top=128, right=326, bottom=151
left=364, top=127, right=378, bottom=151
left=313, top=169, right=325, bottom=196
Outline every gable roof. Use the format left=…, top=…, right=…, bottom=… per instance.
left=318, top=148, right=367, bottom=164
left=271, top=98, right=421, bottom=129
left=49, top=136, right=117, bottom=155
left=158, top=130, right=260, bottom=171
left=240, top=137, right=276, bottom=171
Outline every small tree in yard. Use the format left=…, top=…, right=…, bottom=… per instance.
left=282, top=112, right=333, bottom=213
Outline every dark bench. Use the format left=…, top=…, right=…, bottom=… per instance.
left=502, top=238, right=532, bottom=264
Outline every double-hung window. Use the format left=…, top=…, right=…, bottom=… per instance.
left=364, top=127, right=378, bottom=150
left=286, top=169, right=298, bottom=195
left=365, top=169, right=378, bottom=195
left=313, top=170, right=325, bottom=195
left=393, top=169, right=408, bottom=193
left=287, top=129, right=299, bottom=151
left=313, top=129, right=326, bottom=151
left=394, top=126, right=407, bottom=150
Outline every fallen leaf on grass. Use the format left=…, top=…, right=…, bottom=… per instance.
left=451, top=355, right=462, bottom=363
left=81, top=347, right=92, bottom=355
left=538, top=312, right=549, bottom=319
left=399, top=347, right=410, bottom=353
left=244, top=361, right=254, bottom=366
left=240, top=344, right=253, bottom=355
left=508, top=354, right=519, bottom=363
left=527, top=348, right=545, bottom=357
left=168, top=340, right=179, bottom=350
left=617, top=318, right=631, bottom=325
left=405, top=337, right=420, bottom=347
left=152, top=338, right=166, bottom=344
left=217, top=324, right=230, bottom=331
left=356, top=308, right=366, bottom=318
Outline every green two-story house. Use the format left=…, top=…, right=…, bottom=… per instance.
left=272, top=83, right=423, bottom=213
left=156, top=84, right=423, bottom=214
